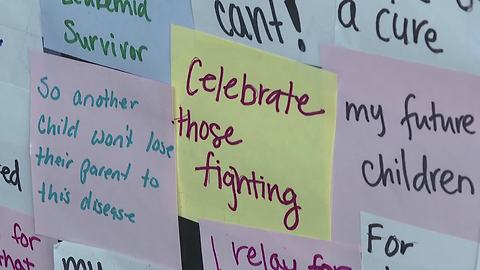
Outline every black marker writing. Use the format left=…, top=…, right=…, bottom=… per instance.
left=345, top=101, right=386, bottom=137
left=284, top=0, right=306, bottom=51
left=367, top=222, right=415, bottom=269
left=400, top=93, right=475, bottom=141
left=214, top=0, right=284, bottom=45
left=456, top=0, right=476, bottom=12
left=62, top=256, right=103, bottom=270
left=362, top=148, right=475, bottom=196
left=0, top=159, right=21, bottom=192
left=338, top=0, right=360, bottom=32
left=375, top=2, right=443, bottom=54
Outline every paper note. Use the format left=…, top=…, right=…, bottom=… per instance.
left=335, top=0, right=480, bottom=75
left=0, top=205, right=56, bottom=270
left=361, top=212, right=478, bottom=270
left=322, top=46, right=480, bottom=244
left=172, top=26, right=337, bottom=239
left=0, top=0, right=42, bottom=36
left=192, top=0, right=335, bottom=67
left=362, top=256, right=430, bottom=270
left=40, top=0, right=193, bottom=83
left=29, top=51, right=180, bottom=268
left=54, top=241, right=172, bottom=270
left=0, top=1, right=42, bottom=88
left=0, top=3, right=42, bottom=213
left=0, top=82, right=33, bottom=215
left=200, top=220, right=361, bottom=270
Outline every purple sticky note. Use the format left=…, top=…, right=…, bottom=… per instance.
left=322, top=46, right=480, bottom=245
left=29, top=51, right=180, bottom=269
left=200, top=220, right=361, bottom=270
left=0, top=205, right=56, bottom=269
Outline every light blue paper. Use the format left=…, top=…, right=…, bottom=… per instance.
left=361, top=212, right=479, bottom=270
left=335, top=0, right=480, bottom=75
left=0, top=25, right=42, bottom=89
left=54, top=241, right=172, bottom=270
left=0, top=82, right=32, bottom=215
left=0, top=0, right=42, bottom=36
left=40, top=0, right=193, bottom=84
left=192, top=0, right=335, bottom=67
left=0, top=0, right=42, bottom=89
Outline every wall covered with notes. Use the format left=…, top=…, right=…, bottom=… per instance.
left=1, top=0, right=480, bottom=269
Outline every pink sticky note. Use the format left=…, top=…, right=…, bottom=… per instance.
left=200, top=220, right=361, bottom=270
left=0, top=205, right=56, bottom=269
left=29, top=51, right=180, bottom=269
left=322, top=46, right=480, bottom=245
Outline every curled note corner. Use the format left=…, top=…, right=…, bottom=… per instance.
left=54, top=242, right=62, bottom=250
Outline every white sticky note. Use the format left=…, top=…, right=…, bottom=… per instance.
left=54, top=241, right=173, bottom=270
left=192, top=0, right=335, bottom=66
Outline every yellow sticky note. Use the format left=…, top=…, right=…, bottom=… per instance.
left=172, top=25, right=337, bottom=239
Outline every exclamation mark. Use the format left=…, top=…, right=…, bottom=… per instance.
left=284, top=0, right=305, bottom=52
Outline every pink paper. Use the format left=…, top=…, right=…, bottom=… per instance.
left=29, top=51, right=180, bottom=269
left=0, top=205, right=56, bottom=269
left=322, top=46, right=480, bottom=245
left=200, top=220, right=361, bottom=270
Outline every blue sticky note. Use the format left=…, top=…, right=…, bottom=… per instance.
left=0, top=82, right=32, bottom=215
left=40, top=0, right=193, bottom=83
left=361, top=212, right=479, bottom=270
